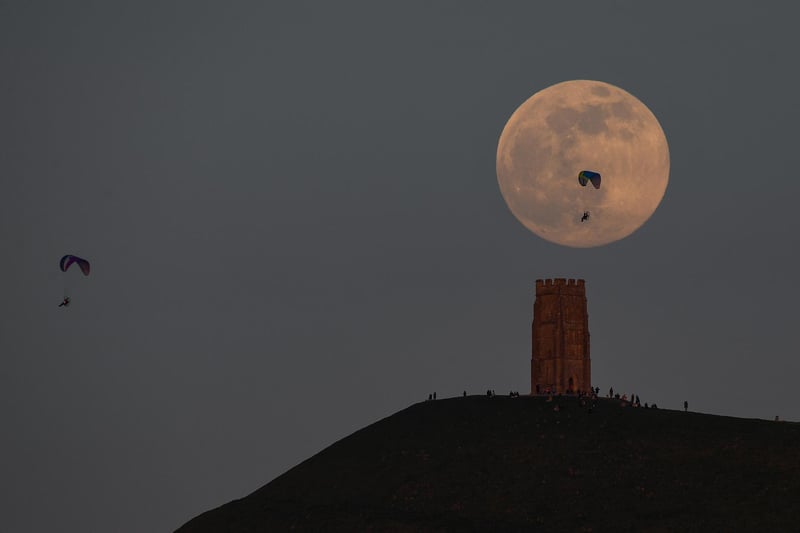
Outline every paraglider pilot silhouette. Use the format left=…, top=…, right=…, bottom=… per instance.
left=581, top=211, right=590, bottom=222
left=58, top=254, right=90, bottom=307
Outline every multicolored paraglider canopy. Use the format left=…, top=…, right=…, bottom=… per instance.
left=578, top=170, right=601, bottom=189
left=60, top=255, right=91, bottom=276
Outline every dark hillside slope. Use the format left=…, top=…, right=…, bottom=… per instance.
left=177, top=396, right=800, bottom=532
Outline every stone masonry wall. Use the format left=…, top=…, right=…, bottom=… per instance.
left=531, top=279, right=591, bottom=394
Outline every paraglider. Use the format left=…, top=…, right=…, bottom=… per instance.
left=58, top=254, right=90, bottom=307
left=578, top=170, right=601, bottom=189
left=577, top=171, right=600, bottom=223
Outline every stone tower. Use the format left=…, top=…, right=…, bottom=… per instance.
left=531, top=278, right=591, bottom=395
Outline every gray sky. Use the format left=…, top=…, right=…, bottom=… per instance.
left=2, top=2, right=798, bottom=531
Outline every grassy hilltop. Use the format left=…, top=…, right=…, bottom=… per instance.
left=176, top=396, right=800, bottom=532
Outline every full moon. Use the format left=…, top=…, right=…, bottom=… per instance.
left=496, top=80, right=669, bottom=247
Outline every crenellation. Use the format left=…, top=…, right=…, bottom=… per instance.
left=535, top=278, right=586, bottom=286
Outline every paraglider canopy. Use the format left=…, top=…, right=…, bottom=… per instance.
left=578, top=170, right=601, bottom=189
left=60, top=255, right=90, bottom=276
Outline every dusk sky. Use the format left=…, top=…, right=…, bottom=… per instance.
left=2, top=2, right=798, bottom=532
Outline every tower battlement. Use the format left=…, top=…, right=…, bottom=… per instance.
left=535, top=278, right=586, bottom=295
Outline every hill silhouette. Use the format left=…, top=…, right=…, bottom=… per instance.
left=176, top=396, right=800, bottom=532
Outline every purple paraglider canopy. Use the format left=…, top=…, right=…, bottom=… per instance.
left=60, top=255, right=91, bottom=276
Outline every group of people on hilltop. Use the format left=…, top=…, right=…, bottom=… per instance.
left=425, top=386, right=704, bottom=415
left=485, top=390, right=521, bottom=397
left=606, top=387, right=660, bottom=409
left=530, top=385, right=667, bottom=411
left=534, top=384, right=602, bottom=397
left=426, top=389, right=523, bottom=400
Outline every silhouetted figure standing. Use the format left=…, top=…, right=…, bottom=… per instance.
left=433, top=392, right=437, bottom=400
left=463, top=390, right=466, bottom=397
left=684, top=400, right=688, bottom=412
